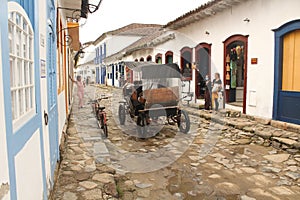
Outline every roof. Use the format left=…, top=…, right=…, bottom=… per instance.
left=122, top=62, right=181, bottom=79
left=105, top=30, right=176, bottom=63
left=164, top=0, right=246, bottom=30
left=93, top=23, right=162, bottom=45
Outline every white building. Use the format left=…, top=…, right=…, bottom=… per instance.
left=94, top=23, right=162, bottom=87
left=0, top=0, right=90, bottom=199
left=164, top=0, right=300, bottom=123
left=106, top=0, right=300, bottom=125
left=77, top=44, right=96, bottom=84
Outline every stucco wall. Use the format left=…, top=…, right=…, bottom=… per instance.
left=38, top=0, right=52, bottom=190
left=106, top=35, right=142, bottom=57
left=175, top=0, right=300, bottom=118
left=0, top=24, right=10, bottom=200
left=15, top=130, right=43, bottom=200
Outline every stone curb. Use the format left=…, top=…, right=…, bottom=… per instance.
left=184, top=107, right=300, bottom=152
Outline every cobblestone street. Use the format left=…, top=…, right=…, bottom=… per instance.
left=51, top=85, right=300, bottom=200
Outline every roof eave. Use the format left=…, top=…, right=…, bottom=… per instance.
left=164, top=0, right=245, bottom=30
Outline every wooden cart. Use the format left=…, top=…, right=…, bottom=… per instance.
left=118, top=62, right=190, bottom=137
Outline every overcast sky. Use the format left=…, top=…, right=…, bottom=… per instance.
left=79, top=0, right=210, bottom=43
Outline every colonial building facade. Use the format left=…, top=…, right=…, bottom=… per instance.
left=105, top=0, right=300, bottom=124
left=0, top=0, right=89, bottom=199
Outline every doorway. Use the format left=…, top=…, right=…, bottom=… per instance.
left=223, top=35, right=248, bottom=113
left=273, top=20, right=300, bottom=125
left=195, top=43, right=211, bottom=99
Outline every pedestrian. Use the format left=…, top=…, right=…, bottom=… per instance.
left=212, top=72, right=222, bottom=111
left=204, top=74, right=212, bottom=110
left=69, top=75, right=85, bottom=108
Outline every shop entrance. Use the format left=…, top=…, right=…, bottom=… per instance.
left=223, top=35, right=248, bottom=113
left=273, top=20, right=300, bottom=125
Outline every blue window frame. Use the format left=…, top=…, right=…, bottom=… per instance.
left=1, top=0, right=47, bottom=199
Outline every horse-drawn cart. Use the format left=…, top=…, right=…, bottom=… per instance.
left=118, top=62, right=190, bottom=137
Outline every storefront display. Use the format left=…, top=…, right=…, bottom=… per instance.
left=224, top=41, right=245, bottom=102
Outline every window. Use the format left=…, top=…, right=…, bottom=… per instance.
left=165, top=51, right=173, bottom=64
left=180, top=47, right=193, bottom=80
left=155, top=53, right=162, bottom=64
left=282, top=29, right=300, bottom=92
left=146, top=55, right=152, bottom=62
left=8, top=2, right=35, bottom=127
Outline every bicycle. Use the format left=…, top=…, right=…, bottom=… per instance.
left=91, top=96, right=108, bottom=138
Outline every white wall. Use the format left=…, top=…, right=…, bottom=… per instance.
left=175, top=0, right=300, bottom=118
left=127, top=31, right=197, bottom=100
left=15, top=131, right=43, bottom=200
left=0, top=25, right=10, bottom=200
left=106, top=35, right=142, bottom=57
left=38, top=0, right=52, bottom=190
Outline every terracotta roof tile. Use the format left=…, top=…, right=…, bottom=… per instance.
left=105, top=29, right=176, bottom=63
left=164, top=0, right=245, bottom=29
left=93, top=23, right=162, bottom=45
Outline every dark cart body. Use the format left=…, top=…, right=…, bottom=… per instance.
left=118, top=62, right=190, bottom=137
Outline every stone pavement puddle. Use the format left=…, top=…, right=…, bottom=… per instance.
left=50, top=85, right=300, bottom=200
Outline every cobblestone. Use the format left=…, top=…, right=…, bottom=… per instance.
left=50, top=85, right=300, bottom=200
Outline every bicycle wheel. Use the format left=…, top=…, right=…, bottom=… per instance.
left=103, top=124, right=108, bottom=138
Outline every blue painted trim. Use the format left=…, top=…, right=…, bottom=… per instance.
left=1, top=1, right=47, bottom=199
left=112, top=64, right=115, bottom=86
left=1, top=1, right=15, bottom=198
left=273, top=19, right=300, bottom=123
left=47, top=0, right=59, bottom=181
left=33, top=0, right=47, bottom=198
left=10, top=0, right=35, bottom=29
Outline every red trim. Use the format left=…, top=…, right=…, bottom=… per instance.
left=180, top=47, right=193, bottom=81
left=155, top=53, right=162, bottom=63
left=223, top=34, right=248, bottom=114
left=195, top=43, right=212, bottom=99
left=165, top=51, right=173, bottom=64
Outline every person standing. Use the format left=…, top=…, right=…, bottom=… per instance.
left=69, top=75, right=85, bottom=108
left=212, top=73, right=222, bottom=111
left=204, top=74, right=212, bottom=110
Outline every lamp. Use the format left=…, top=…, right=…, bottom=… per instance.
left=74, top=48, right=85, bottom=67
left=88, top=0, right=103, bottom=13
left=79, top=49, right=85, bottom=58
left=244, top=18, right=250, bottom=22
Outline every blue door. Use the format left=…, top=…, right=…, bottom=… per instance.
left=112, top=64, right=115, bottom=86
left=47, top=0, right=59, bottom=179
left=96, top=67, right=100, bottom=83
left=273, top=20, right=300, bottom=125
left=101, top=66, right=106, bottom=84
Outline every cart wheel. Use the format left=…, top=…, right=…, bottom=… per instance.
left=118, top=104, right=126, bottom=125
left=178, top=110, right=190, bottom=133
left=103, top=124, right=108, bottom=138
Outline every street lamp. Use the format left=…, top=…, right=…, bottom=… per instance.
left=79, top=49, right=85, bottom=58
left=88, top=0, right=103, bottom=13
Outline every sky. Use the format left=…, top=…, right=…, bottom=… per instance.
left=79, top=0, right=210, bottom=43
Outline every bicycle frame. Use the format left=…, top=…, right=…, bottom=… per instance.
left=91, top=97, right=108, bottom=137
